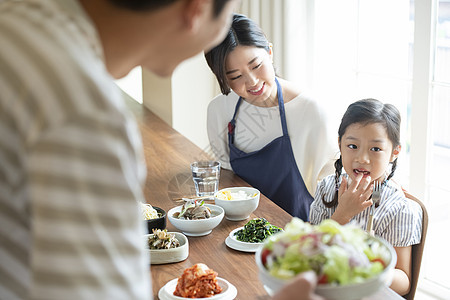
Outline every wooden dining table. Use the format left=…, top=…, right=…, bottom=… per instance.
left=126, top=97, right=403, bottom=300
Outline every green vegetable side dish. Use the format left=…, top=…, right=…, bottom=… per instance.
left=234, top=218, right=282, bottom=243
left=261, top=218, right=391, bottom=285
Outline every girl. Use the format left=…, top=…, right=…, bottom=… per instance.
left=309, top=98, right=423, bottom=295
left=205, top=14, right=337, bottom=221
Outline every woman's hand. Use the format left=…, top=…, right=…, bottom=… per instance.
left=331, top=174, right=373, bottom=224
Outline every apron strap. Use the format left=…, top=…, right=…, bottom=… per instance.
left=275, top=77, right=289, bottom=136
left=228, top=97, right=243, bottom=144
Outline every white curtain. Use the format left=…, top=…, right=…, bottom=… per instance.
left=238, top=0, right=313, bottom=88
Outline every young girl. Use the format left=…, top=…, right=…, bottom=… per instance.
left=309, top=99, right=423, bottom=296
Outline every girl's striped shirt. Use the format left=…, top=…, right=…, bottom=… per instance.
left=310, top=174, right=423, bottom=247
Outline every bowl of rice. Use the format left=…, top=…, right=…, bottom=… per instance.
left=141, top=203, right=166, bottom=234
left=214, top=187, right=260, bottom=221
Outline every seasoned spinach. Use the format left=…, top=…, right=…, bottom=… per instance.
left=234, top=218, right=282, bottom=243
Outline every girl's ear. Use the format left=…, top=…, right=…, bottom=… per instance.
left=391, top=145, right=401, bottom=162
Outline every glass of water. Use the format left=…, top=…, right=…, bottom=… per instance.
left=190, top=161, right=221, bottom=197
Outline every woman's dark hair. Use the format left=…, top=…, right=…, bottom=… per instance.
left=323, top=98, right=401, bottom=208
left=205, top=13, right=270, bottom=95
left=108, top=0, right=230, bottom=17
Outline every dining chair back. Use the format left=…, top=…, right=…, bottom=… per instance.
left=402, top=191, right=428, bottom=300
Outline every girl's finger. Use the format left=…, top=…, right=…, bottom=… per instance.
left=361, top=183, right=374, bottom=201
left=338, top=176, right=347, bottom=197
left=356, top=175, right=372, bottom=193
left=349, top=173, right=363, bottom=191
left=362, top=198, right=373, bottom=210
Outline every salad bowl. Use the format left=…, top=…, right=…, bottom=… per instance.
left=255, top=218, right=397, bottom=300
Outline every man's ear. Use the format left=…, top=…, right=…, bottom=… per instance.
left=181, top=0, right=210, bottom=32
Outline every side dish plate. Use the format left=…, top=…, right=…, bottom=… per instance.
left=158, top=277, right=237, bottom=300
left=224, top=227, right=263, bottom=253
left=145, top=232, right=189, bottom=265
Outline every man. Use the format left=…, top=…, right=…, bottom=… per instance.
left=0, top=0, right=320, bottom=299
left=0, top=1, right=237, bottom=299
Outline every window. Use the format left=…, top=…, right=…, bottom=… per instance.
left=425, top=0, right=450, bottom=295
left=302, top=0, right=450, bottom=297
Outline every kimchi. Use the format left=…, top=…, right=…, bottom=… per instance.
left=173, top=263, right=222, bottom=298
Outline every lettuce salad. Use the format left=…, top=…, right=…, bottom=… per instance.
left=261, top=218, right=390, bottom=285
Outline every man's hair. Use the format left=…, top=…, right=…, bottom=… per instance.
left=108, top=0, right=230, bottom=17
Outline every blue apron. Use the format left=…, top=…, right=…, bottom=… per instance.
left=228, top=78, right=313, bottom=221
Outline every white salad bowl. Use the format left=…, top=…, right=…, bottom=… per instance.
left=214, top=187, right=260, bottom=221
left=168, top=204, right=224, bottom=237
left=255, top=225, right=397, bottom=300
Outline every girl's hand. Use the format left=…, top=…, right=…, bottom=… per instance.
left=331, top=174, right=373, bottom=225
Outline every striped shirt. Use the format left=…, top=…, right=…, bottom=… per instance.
left=0, top=1, right=150, bottom=299
left=310, top=174, right=422, bottom=247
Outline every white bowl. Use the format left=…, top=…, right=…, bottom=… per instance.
left=214, top=187, right=260, bottom=221
left=255, top=234, right=396, bottom=300
left=168, top=204, right=224, bottom=236
left=145, top=232, right=189, bottom=265
left=158, top=277, right=237, bottom=300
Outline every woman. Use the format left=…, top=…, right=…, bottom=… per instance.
left=205, top=14, right=337, bottom=221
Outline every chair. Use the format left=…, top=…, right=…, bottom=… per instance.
left=402, top=191, right=429, bottom=300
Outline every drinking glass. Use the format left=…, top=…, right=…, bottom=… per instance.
left=190, top=161, right=221, bottom=197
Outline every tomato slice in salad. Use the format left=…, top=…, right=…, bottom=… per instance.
left=370, top=258, right=386, bottom=268
left=261, top=248, right=271, bottom=266
left=318, top=274, right=328, bottom=284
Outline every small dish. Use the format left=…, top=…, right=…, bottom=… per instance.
left=158, top=277, right=237, bottom=300
left=225, top=227, right=263, bottom=253
left=168, top=204, right=224, bottom=236
left=214, top=187, right=260, bottom=221
left=146, top=206, right=166, bottom=233
left=145, top=232, right=189, bottom=265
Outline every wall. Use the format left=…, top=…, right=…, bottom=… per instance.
left=142, top=53, right=219, bottom=150
left=142, top=69, right=173, bottom=125
left=172, top=53, right=219, bottom=151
